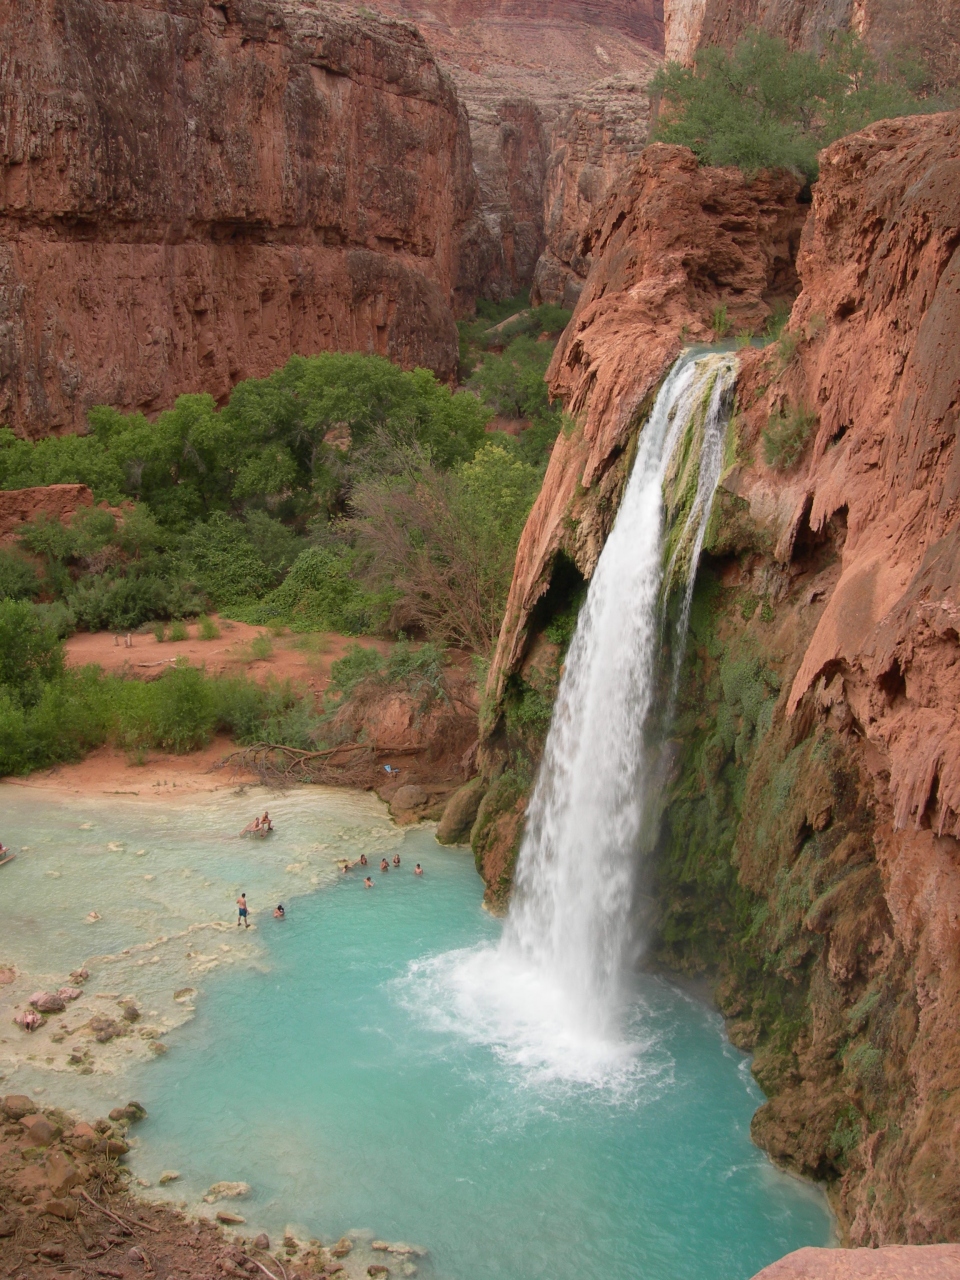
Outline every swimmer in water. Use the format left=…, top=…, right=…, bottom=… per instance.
left=274, top=904, right=285, bottom=918
left=380, top=858, right=389, bottom=872
left=392, top=853, right=401, bottom=867
left=415, top=863, right=423, bottom=876
left=237, top=893, right=250, bottom=928
left=364, top=877, right=374, bottom=888
left=359, top=853, right=368, bottom=866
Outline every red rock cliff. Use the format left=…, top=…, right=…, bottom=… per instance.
left=487, top=144, right=806, bottom=703
left=366, top=0, right=663, bottom=299
left=724, top=111, right=960, bottom=1242
left=663, top=0, right=960, bottom=92
left=0, top=0, right=476, bottom=436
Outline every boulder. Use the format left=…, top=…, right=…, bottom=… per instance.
left=42, top=1197, right=77, bottom=1220
left=120, top=1001, right=141, bottom=1023
left=2, top=1093, right=36, bottom=1120
left=45, top=1150, right=81, bottom=1196
left=57, top=986, right=84, bottom=1002
left=436, top=778, right=486, bottom=845
left=0, top=1212, right=17, bottom=1237
left=368, top=1267, right=390, bottom=1278
left=70, top=967, right=89, bottom=983
left=69, top=1121, right=98, bottom=1152
left=216, top=1211, right=247, bottom=1225
left=158, top=1170, right=180, bottom=1185
left=20, top=1115, right=60, bottom=1146
left=0, top=966, right=16, bottom=985
left=30, top=991, right=66, bottom=1013
left=330, top=1238, right=353, bottom=1258
left=749, top=1244, right=960, bottom=1278
left=253, top=1233, right=270, bottom=1251
left=98, top=1137, right=131, bottom=1158
left=389, top=785, right=429, bottom=819
left=109, top=1101, right=147, bottom=1123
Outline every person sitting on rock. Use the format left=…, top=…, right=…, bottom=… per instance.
left=364, top=877, right=374, bottom=889
left=261, top=811, right=273, bottom=831
left=380, top=858, right=390, bottom=872
left=392, top=854, right=401, bottom=867
left=274, top=904, right=285, bottom=918
left=415, top=864, right=423, bottom=876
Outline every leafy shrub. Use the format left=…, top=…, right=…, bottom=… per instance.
left=327, top=643, right=385, bottom=701
left=197, top=614, right=221, bottom=640
left=231, top=545, right=392, bottom=636
left=651, top=30, right=937, bottom=180
left=68, top=572, right=173, bottom=632
left=763, top=403, right=817, bottom=470
left=467, top=335, right=554, bottom=420
left=168, top=620, right=189, bottom=642
left=248, top=633, right=273, bottom=661
left=0, top=549, right=40, bottom=601
left=0, top=599, right=63, bottom=703
left=712, top=306, right=732, bottom=338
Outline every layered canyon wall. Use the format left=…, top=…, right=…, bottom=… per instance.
left=367, top=0, right=664, bottom=301
left=475, top=110, right=960, bottom=1242
left=663, top=0, right=960, bottom=91
left=0, top=0, right=476, bottom=436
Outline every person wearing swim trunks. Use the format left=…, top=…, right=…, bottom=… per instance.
left=380, top=858, right=389, bottom=872
left=237, top=893, right=250, bottom=928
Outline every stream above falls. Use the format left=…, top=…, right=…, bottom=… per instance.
left=0, top=785, right=832, bottom=1280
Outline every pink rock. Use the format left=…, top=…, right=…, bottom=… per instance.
left=29, top=991, right=66, bottom=1013
left=750, top=1244, right=960, bottom=1279
left=57, top=986, right=83, bottom=1002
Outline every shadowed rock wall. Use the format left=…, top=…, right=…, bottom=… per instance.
left=0, top=0, right=476, bottom=436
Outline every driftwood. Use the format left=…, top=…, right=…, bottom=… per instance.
left=218, top=741, right=419, bottom=786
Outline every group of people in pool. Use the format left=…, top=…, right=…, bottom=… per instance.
left=235, top=852, right=423, bottom=923
left=350, top=850, right=424, bottom=888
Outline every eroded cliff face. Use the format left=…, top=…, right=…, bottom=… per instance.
left=477, top=110, right=960, bottom=1244
left=0, top=0, right=475, bottom=436
left=485, top=144, right=806, bottom=707
left=367, top=0, right=663, bottom=299
left=663, top=0, right=960, bottom=92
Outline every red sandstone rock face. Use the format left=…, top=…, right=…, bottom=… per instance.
left=487, top=144, right=806, bottom=702
left=663, top=0, right=960, bottom=92
left=0, top=0, right=476, bottom=436
left=367, top=0, right=663, bottom=298
left=727, top=111, right=960, bottom=1243
left=749, top=1244, right=960, bottom=1280
left=0, top=485, right=95, bottom=542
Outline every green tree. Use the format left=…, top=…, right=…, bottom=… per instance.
left=651, top=30, right=936, bottom=179
left=0, top=599, right=63, bottom=703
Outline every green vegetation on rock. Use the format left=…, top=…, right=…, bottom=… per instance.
left=651, top=30, right=941, bottom=179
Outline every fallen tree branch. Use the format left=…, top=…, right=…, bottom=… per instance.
left=78, top=1189, right=160, bottom=1234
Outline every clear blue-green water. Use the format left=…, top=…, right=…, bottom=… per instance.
left=0, top=786, right=832, bottom=1280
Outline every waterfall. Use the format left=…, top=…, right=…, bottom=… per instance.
left=422, top=350, right=738, bottom=1083
left=502, top=351, right=738, bottom=1035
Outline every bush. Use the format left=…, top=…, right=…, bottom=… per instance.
left=68, top=572, right=173, bottom=632
left=0, top=549, right=40, bottom=601
left=231, top=545, right=392, bottom=636
left=763, top=403, right=817, bottom=470
left=0, top=599, right=62, bottom=702
left=651, top=30, right=937, bottom=180
left=467, top=335, right=554, bottom=421
left=197, top=614, right=220, bottom=640
left=327, top=643, right=385, bottom=700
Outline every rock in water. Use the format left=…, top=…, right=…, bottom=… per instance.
left=2, top=1094, right=36, bottom=1120
left=436, top=778, right=486, bottom=845
left=30, top=991, right=66, bottom=1013
left=330, top=1238, right=353, bottom=1258
left=158, top=1170, right=180, bottom=1185
left=216, top=1211, right=246, bottom=1225
left=253, top=1233, right=270, bottom=1251
left=205, top=1181, right=251, bottom=1201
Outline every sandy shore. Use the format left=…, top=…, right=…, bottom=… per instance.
left=0, top=735, right=261, bottom=800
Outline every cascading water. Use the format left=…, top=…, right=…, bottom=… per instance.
left=422, top=349, right=739, bottom=1083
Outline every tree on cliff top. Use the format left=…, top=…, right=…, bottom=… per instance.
left=651, top=31, right=940, bottom=180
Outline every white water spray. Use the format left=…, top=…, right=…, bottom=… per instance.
left=423, top=351, right=738, bottom=1082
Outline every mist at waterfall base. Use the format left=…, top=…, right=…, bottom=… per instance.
left=441, top=351, right=740, bottom=1083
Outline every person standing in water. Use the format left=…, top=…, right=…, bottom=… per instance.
left=415, top=864, right=423, bottom=876
left=392, top=853, right=401, bottom=867
left=380, top=858, right=389, bottom=872
left=237, top=893, right=250, bottom=928
left=274, top=904, right=285, bottom=918
left=364, top=876, right=374, bottom=888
